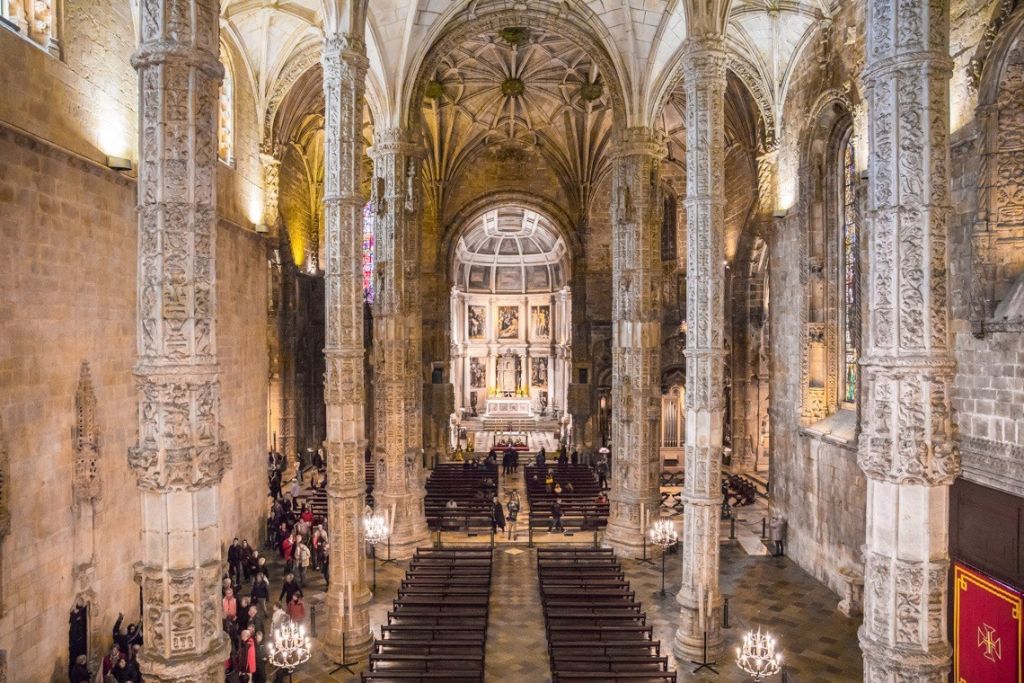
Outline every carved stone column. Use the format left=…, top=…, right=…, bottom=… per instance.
left=603, top=128, right=665, bottom=557
left=674, top=37, right=728, bottom=663
left=858, top=0, right=957, bottom=679
left=321, top=32, right=374, bottom=662
left=129, top=2, right=230, bottom=679
left=368, top=128, right=429, bottom=558
left=261, top=152, right=282, bottom=231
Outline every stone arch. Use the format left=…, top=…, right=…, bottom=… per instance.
left=441, top=191, right=582, bottom=289
left=972, top=8, right=1024, bottom=327
left=795, top=93, right=858, bottom=422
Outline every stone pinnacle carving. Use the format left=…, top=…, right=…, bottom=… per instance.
left=321, top=31, right=374, bottom=663
left=129, top=1, right=230, bottom=679
left=674, top=36, right=729, bottom=665
left=858, top=0, right=958, bottom=680
left=369, top=128, right=429, bottom=559
left=603, top=127, right=666, bottom=558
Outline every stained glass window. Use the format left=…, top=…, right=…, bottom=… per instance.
left=218, top=46, right=234, bottom=163
left=841, top=136, right=860, bottom=404
left=362, top=201, right=375, bottom=303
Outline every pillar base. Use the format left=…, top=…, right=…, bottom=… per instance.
left=859, top=628, right=951, bottom=682
left=672, top=603, right=723, bottom=665
left=138, top=636, right=229, bottom=683
left=374, top=491, right=430, bottom=560
left=603, top=520, right=648, bottom=559
left=320, top=587, right=374, bottom=665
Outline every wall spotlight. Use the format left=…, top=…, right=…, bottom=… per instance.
left=255, top=223, right=269, bottom=234
left=105, top=156, right=133, bottom=172
left=772, top=208, right=788, bottom=219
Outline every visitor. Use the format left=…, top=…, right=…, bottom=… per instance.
left=69, top=654, right=91, bottom=683
left=287, top=592, right=306, bottom=624
left=236, top=629, right=257, bottom=682
left=596, top=457, right=609, bottom=490
left=557, top=447, right=568, bottom=465
left=570, top=448, right=579, bottom=465
left=228, top=538, right=243, bottom=584
left=251, top=573, right=270, bottom=615
left=102, top=645, right=123, bottom=677
left=271, top=603, right=288, bottom=632
left=545, top=470, right=555, bottom=492
left=289, top=477, right=302, bottom=505
left=491, top=496, right=506, bottom=533
left=506, top=492, right=520, bottom=540
left=553, top=482, right=562, bottom=495
left=511, top=448, right=520, bottom=474
left=249, top=550, right=266, bottom=583
left=769, top=514, right=787, bottom=557
left=294, top=536, right=311, bottom=587
left=548, top=499, right=564, bottom=533
left=279, top=572, right=301, bottom=604
left=536, top=447, right=546, bottom=468
left=111, top=657, right=135, bottom=683
left=595, top=491, right=608, bottom=505
left=240, top=539, right=254, bottom=581
left=246, top=605, right=264, bottom=638
left=565, top=481, right=575, bottom=493
left=281, top=532, right=295, bottom=572
left=112, top=612, right=142, bottom=655
left=237, top=596, right=252, bottom=631
left=223, top=587, right=238, bottom=620
left=253, top=630, right=268, bottom=683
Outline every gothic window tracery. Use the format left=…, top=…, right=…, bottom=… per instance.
left=218, top=45, right=234, bottom=164
left=840, top=135, right=860, bottom=405
left=362, top=201, right=375, bottom=304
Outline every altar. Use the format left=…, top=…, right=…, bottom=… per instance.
left=485, top=397, right=533, bottom=417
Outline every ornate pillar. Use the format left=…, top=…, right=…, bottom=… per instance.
left=128, top=2, right=230, bottom=679
left=321, top=32, right=374, bottom=661
left=674, top=37, right=728, bottom=663
left=603, top=128, right=665, bottom=557
left=369, top=129, right=429, bottom=558
left=858, top=0, right=957, bottom=679
left=261, top=152, right=282, bottom=231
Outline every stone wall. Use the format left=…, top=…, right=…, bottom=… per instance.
left=0, top=2, right=270, bottom=676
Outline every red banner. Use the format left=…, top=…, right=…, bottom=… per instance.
left=954, top=563, right=1023, bottom=683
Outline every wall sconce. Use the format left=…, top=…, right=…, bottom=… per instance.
left=859, top=170, right=869, bottom=181
left=772, top=208, right=788, bottom=219
left=105, top=156, right=133, bottom=172
left=255, top=224, right=269, bottom=234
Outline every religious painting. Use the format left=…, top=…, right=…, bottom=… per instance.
left=467, top=305, right=486, bottom=340
left=469, top=357, right=485, bottom=388
left=468, top=265, right=491, bottom=291
left=531, top=357, right=548, bottom=387
left=531, top=305, right=550, bottom=338
left=953, top=562, right=1022, bottom=682
left=497, top=306, right=519, bottom=339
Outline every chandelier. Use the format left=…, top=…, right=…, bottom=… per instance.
left=736, top=627, right=782, bottom=681
left=363, top=510, right=389, bottom=545
left=648, top=519, right=679, bottom=596
left=268, top=620, right=312, bottom=672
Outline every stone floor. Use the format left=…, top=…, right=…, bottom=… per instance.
left=265, top=468, right=862, bottom=682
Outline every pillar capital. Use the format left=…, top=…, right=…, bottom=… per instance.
left=612, top=127, right=667, bottom=160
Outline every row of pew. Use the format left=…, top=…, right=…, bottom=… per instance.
left=362, top=547, right=493, bottom=682
left=524, top=464, right=609, bottom=536
left=424, top=463, right=498, bottom=531
left=537, top=547, right=676, bottom=682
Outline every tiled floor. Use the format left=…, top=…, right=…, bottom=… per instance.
left=264, top=469, right=862, bottom=682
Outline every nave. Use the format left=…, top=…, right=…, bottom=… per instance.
left=262, top=464, right=862, bottom=682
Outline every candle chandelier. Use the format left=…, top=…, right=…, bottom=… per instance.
left=736, top=627, right=782, bottom=681
left=268, top=620, right=312, bottom=672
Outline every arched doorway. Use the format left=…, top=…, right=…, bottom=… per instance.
left=449, top=205, right=572, bottom=444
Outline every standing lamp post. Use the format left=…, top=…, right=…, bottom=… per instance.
left=268, top=620, right=312, bottom=682
left=363, top=510, right=389, bottom=593
left=736, top=627, right=782, bottom=681
left=649, top=519, right=678, bottom=596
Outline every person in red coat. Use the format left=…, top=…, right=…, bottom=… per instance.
left=236, top=629, right=257, bottom=682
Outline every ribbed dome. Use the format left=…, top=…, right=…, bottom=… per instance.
left=454, top=207, right=569, bottom=293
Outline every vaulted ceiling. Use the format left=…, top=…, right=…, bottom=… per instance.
left=220, top=0, right=833, bottom=148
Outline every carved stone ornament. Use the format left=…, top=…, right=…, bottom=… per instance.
left=73, top=362, right=102, bottom=505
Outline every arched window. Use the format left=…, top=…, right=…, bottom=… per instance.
left=839, top=134, right=860, bottom=405
left=218, top=45, right=234, bottom=164
left=362, top=201, right=375, bottom=303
